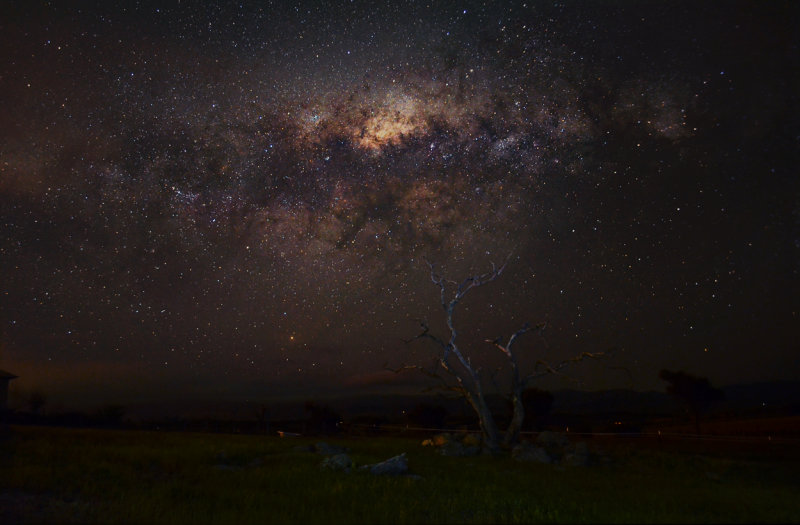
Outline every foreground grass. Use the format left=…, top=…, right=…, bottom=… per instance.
left=1, top=426, right=798, bottom=523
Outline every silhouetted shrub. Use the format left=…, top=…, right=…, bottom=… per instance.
left=304, top=401, right=341, bottom=435
left=660, top=369, right=724, bottom=434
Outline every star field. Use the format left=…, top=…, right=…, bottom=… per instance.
left=0, top=1, right=797, bottom=405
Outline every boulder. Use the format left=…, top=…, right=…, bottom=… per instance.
left=420, top=439, right=434, bottom=447
left=536, top=431, right=569, bottom=449
left=536, top=431, right=570, bottom=460
left=320, top=453, right=352, bottom=473
left=432, top=433, right=452, bottom=446
left=511, top=442, right=554, bottom=464
left=439, top=441, right=480, bottom=457
left=564, top=441, right=591, bottom=467
left=359, top=453, right=408, bottom=476
left=461, top=433, right=482, bottom=447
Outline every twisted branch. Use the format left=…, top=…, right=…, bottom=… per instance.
left=385, top=362, right=464, bottom=394
left=522, top=348, right=618, bottom=388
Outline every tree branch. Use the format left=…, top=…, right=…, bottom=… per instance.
left=402, top=320, right=447, bottom=351
left=384, top=362, right=464, bottom=395
left=521, top=348, right=617, bottom=388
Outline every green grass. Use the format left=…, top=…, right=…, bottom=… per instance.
left=1, top=426, right=798, bottom=523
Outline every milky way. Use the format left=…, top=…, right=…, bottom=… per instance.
left=1, top=1, right=797, bottom=405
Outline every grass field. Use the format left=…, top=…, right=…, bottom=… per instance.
left=1, top=425, right=798, bottom=523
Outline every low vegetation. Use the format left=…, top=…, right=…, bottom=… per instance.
left=1, top=426, right=798, bottom=523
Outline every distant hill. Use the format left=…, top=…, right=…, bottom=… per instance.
left=719, top=380, right=800, bottom=414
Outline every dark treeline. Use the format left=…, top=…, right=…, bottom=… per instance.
left=7, top=381, right=800, bottom=438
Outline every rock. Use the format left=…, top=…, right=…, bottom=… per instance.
left=432, top=433, right=452, bottom=446
left=440, top=441, right=480, bottom=457
left=420, top=439, right=434, bottom=447
left=439, top=441, right=460, bottom=456
left=461, top=433, right=482, bottom=447
left=315, top=442, right=349, bottom=456
left=536, top=431, right=569, bottom=449
left=564, top=441, right=590, bottom=467
left=359, top=453, right=408, bottom=475
left=536, top=431, right=570, bottom=460
left=511, top=442, right=554, bottom=464
left=320, top=453, right=352, bottom=473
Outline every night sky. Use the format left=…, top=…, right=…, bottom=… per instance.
left=1, top=1, right=797, bottom=409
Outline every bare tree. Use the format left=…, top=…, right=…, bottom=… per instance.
left=396, top=256, right=610, bottom=452
left=659, top=369, right=724, bottom=435
left=28, top=390, right=46, bottom=415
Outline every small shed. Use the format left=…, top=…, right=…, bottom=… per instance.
left=0, top=369, right=18, bottom=411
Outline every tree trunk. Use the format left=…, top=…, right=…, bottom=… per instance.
left=503, top=387, right=525, bottom=448
left=466, top=390, right=500, bottom=452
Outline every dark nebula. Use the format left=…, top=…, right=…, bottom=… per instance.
left=1, top=1, right=797, bottom=406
